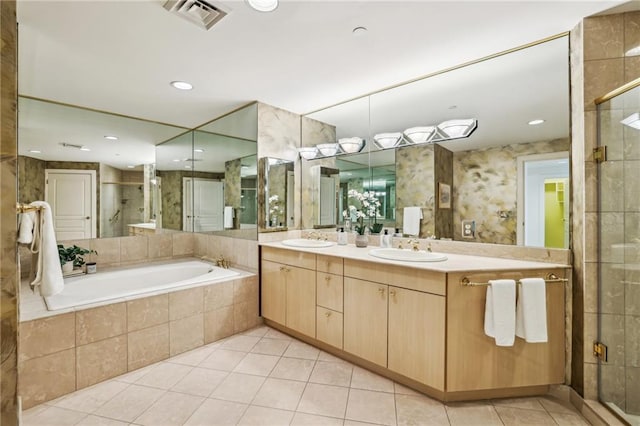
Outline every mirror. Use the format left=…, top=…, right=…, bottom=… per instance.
left=17, top=96, right=188, bottom=239
left=301, top=35, right=570, bottom=248
left=259, top=157, right=294, bottom=231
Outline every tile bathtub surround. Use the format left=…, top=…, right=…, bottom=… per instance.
left=22, top=325, right=593, bottom=426
left=18, top=274, right=260, bottom=409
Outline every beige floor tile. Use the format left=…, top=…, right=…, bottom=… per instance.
left=233, top=353, right=280, bottom=376
left=395, top=394, right=448, bottom=426
left=134, top=362, right=192, bottom=390
left=22, top=406, right=88, bottom=426
left=134, top=391, right=204, bottom=426
left=243, top=326, right=270, bottom=337
left=290, top=412, right=345, bottom=425
left=270, top=357, right=316, bottom=381
left=93, top=384, right=165, bottom=422
left=166, top=345, right=218, bottom=367
left=284, top=341, right=320, bottom=360
left=350, top=367, right=394, bottom=393
left=446, top=402, right=503, bottom=426
left=238, top=405, right=295, bottom=425
left=251, top=337, right=291, bottom=356
left=220, top=334, right=260, bottom=352
left=346, top=389, right=397, bottom=426
left=183, top=398, right=248, bottom=425
left=76, top=415, right=130, bottom=425
left=210, top=372, right=266, bottom=403
left=548, top=412, right=591, bottom=425
left=264, top=328, right=294, bottom=340
left=343, top=421, right=382, bottom=426
left=113, top=364, right=157, bottom=384
left=538, top=396, right=581, bottom=414
left=171, top=367, right=228, bottom=397
left=199, top=349, right=246, bottom=371
left=252, top=378, right=307, bottom=411
left=52, top=380, right=129, bottom=413
left=309, top=361, right=353, bottom=387
left=318, top=351, right=349, bottom=364
left=297, top=383, right=349, bottom=418
left=495, top=406, right=557, bottom=425
left=393, top=383, right=421, bottom=396
left=491, top=397, right=546, bottom=411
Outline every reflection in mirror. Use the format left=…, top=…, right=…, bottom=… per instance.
left=17, top=96, right=188, bottom=239
left=302, top=35, right=570, bottom=248
left=258, top=157, right=294, bottom=231
left=310, top=165, right=339, bottom=228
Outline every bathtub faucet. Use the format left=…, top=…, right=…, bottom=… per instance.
left=216, top=255, right=230, bottom=269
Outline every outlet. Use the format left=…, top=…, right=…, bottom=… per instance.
left=462, top=220, right=475, bottom=238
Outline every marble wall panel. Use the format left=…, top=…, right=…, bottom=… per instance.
left=19, top=313, right=75, bottom=362
left=627, top=367, right=640, bottom=414
left=225, top=158, right=242, bottom=216
left=434, top=144, right=453, bottom=239
left=17, top=155, right=45, bottom=203
left=395, top=144, right=435, bottom=236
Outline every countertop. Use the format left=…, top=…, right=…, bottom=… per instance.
left=260, top=241, right=570, bottom=273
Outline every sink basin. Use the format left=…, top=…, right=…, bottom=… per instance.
left=281, top=239, right=334, bottom=248
left=368, top=248, right=448, bottom=262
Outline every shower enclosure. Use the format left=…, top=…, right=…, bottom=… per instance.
left=597, top=82, right=640, bottom=425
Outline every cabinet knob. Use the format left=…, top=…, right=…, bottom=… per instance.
left=389, top=290, right=396, bottom=297
left=325, top=311, right=331, bottom=317
left=325, top=276, right=331, bottom=282
left=378, top=287, right=385, bottom=295
left=279, top=266, right=290, bottom=272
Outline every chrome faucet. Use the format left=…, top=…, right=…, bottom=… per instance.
left=407, top=238, right=420, bottom=251
left=306, top=231, right=327, bottom=241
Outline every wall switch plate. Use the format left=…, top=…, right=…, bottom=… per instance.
left=462, top=220, right=475, bottom=238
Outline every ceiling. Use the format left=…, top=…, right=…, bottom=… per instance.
left=18, top=0, right=627, bottom=129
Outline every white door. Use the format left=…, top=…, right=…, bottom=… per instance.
left=319, top=176, right=337, bottom=225
left=183, top=178, right=224, bottom=232
left=45, top=169, right=96, bottom=240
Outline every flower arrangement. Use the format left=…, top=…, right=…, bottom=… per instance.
left=268, top=195, right=282, bottom=225
left=342, top=189, right=382, bottom=235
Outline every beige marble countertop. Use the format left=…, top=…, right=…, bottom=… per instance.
left=259, top=241, right=570, bottom=273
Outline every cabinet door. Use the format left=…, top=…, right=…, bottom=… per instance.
left=388, top=286, right=445, bottom=390
left=317, top=272, right=343, bottom=312
left=261, top=260, right=286, bottom=325
left=286, top=266, right=316, bottom=337
left=344, top=277, right=388, bottom=367
left=317, top=307, right=343, bottom=349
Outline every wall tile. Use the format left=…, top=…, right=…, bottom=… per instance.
left=204, top=306, right=234, bottom=344
left=193, top=233, right=207, bottom=257
left=204, top=281, right=234, bottom=312
left=583, top=262, right=598, bottom=314
left=596, top=109, right=623, bottom=160
left=626, top=268, right=640, bottom=315
left=625, top=314, right=640, bottom=367
left=19, top=349, right=76, bottom=409
left=233, top=301, right=250, bottom=333
left=169, top=287, right=204, bottom=321
left=583, top=58, right=625, bottom=110
left=90, top=238, right=121, bottom=265
left=584, top=15, right=624, bottom=61
left=584, top=213, right=599, bottom=263
left=19, top=313, right=75, bottom=362
left=600, top=365, right=626, bottom=409
left=583, top=363, right=598, bottom=400
left=599, top=160, right=624, bottom=212
left=623, top=124, right=640, bottom=160
left=120, top=236, right=148, bottom=263
left=170, top=314, right=204, bottom=356
left=234, top=275, right=258, bottom=305
left=127, top=294, right=169, bottom=332
left=600, top=314, right=625, bottom=366
left=148, top=234, right=173, bottom=259
left=584, top=161, right=598, bottom=213
left=128, top=323, right=170, bottom=370
left=583, top=312, right=598, bottom=365
left=247, top=241, right=259, bottom=271
left=76, top=303, right=127, bottom=345
left=624, top=11, right=640, bottom=56
left=624, top=56, right=640, bottom=82
left=76, top=335, right=127, bottom=389
left=626, top=367, right=640, bottom=414
left=599, top=212, right=624, bottom=263
left=172, top=232, right=194, bottom=256
left=599, top=262, right=625, bottom=315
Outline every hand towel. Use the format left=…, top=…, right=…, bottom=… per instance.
left=403, top=207, right=423, bottom=236
left=223, top=206, right=234, bottom=228
left=29, top=201, right=64, bottom=297
left=516, top=278, right=548, bottom=343
left=484, top=279, right=516, bottom=346
left=17, top=211, right=36, bottom=244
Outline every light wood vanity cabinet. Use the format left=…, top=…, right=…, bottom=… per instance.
left=316, top=255, right=344, bottom=349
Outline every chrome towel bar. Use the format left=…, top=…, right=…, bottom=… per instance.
left=460, top=273, right=567, bottom=287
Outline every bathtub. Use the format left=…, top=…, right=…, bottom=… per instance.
left=44, top=260, right=240, bottom=311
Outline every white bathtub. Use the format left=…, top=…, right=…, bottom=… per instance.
left=44, top=260, right=240, bottom=311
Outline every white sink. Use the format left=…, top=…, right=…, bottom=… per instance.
left=368, top=248, right=448, bottom=262
left=281, top=239, right=334, bottom=248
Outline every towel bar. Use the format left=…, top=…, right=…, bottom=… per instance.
left=16, top=203, right=41, bottom=213
left=460, top=273, right=567, bottom=287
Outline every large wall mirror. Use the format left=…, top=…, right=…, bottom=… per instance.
left=301, top=35, right=570, bottom=248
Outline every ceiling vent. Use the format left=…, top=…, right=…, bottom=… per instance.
left=163, top=0, right=228, bottom=31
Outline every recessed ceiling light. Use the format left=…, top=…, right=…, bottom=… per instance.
left=172, top=159, right=181, bottom=162
left=80, top=147, right=91, bottom=151
left=246, top=0, right=278, bottom=12
left=104, top=135, right=118, bottom=140
left=194, top=148, right=205, bottom=153
left=127, top=165, right=135, bottom=169
left=28, top=150, right=41, bottom=154
left=528, top=119, right=545, bottom=125
left=352, top=26, right=368, bottom=36
left=170, top=80, right=193, bottom=91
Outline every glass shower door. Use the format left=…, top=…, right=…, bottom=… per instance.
left=597, top=83, right=640, bottom=425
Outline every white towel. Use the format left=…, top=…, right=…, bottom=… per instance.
left=484, top=279, right=516, bottom=347
left=29, top=201, right=64, bottom=297
left=403, top=207, right=423, bottom=236
left=516, top=278, right=548, bottom=343
left=224, top=206, right=234, bottom=229
left=17, top=211, right=36, bottom=244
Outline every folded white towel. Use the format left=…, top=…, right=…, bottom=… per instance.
left=516, top=278, right=548, bottom=343
left=29, top=201, right=64, bottom=297
left=484, top=279, right=516, bottom=347
left=17, top=211, right=36, bottom=244
left=403, top=206, right=423, bottom=236
left=223, top=206, right=234, bottom=229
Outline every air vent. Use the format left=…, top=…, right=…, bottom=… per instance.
left=163, top=0, right=227, bottom=31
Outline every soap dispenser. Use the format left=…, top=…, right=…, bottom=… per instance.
left=337, top=227, right=348, bottom=246
left=380, top=229, right=391, bottom=248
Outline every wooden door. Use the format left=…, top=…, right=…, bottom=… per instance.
left=45, top=170, right=95, bottom=240
left=261, top=260, right=286, bottom=325
left=286, top=266, right=316, bottom=337
left=344, top=277, right=388, bottom=367
left=388, top=286, right=446, bottom=390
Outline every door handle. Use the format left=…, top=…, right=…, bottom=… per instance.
left=85, top=216, right=90, bottom=220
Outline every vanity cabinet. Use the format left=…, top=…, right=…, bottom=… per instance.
left=316, top=255, right=344, bottom=349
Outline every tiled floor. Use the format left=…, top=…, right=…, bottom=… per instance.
left=23, top=326, right=591, bottom=426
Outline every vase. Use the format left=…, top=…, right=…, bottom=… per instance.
left=62, top=261, right=73, bottom=273
left=355, top=234, right=368, bottom=248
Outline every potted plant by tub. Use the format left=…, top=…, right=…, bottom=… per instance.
left=58, top=244, right=96, bottom=273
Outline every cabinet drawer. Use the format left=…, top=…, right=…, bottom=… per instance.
left=317, top=272, right=343, bottom=312
left=317, top=255, right=343, bottom=275
left=344, top=259, right=446, bottom=296
left=316, top=307, right=343, bottom=349
left=262, top=247, right=316, bottom=270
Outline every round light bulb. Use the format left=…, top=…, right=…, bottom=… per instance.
left=170, top=81, right=193, bottom=91
left=246, top=0, right=278, bottom=12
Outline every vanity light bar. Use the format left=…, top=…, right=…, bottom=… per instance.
left=297, top=137, right=366, bottom=160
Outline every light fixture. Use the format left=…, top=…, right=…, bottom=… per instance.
left=298, top=146, right=318, bottom=160
left=127, top=165, right=135, bottom=169
left=172, top=159, right=181, bottom=162
left=352, top=26, right=368, bottom=36
left=621, top=112, right=640, bottom=130
left=528, top=119, right=545, bottom=126
left=246, top=0, right=278, bottom=12
left=80, top=147, right=91, bottom=152
left=194, top=148, right=205, bottom=153
left=317, top=143, right=339, bottom=157
left=373, top=133, right=403, bottom=149
left=437, top=119, right=477, bottom=139
left=104, top=135, right=118, bottom=140
left=185, top=165, right=192, bottom=169
left=403, top=126, right=436, bottom=144
left=28, top=149, right=41, bottom=154
left=170, top=80, right=193, bottom=90
left=338, top=137, right=365, bottom=154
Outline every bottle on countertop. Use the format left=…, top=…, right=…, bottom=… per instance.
left=380, top=229, right=391, bottom=248
left=337, top=227, right=348, bottom=245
